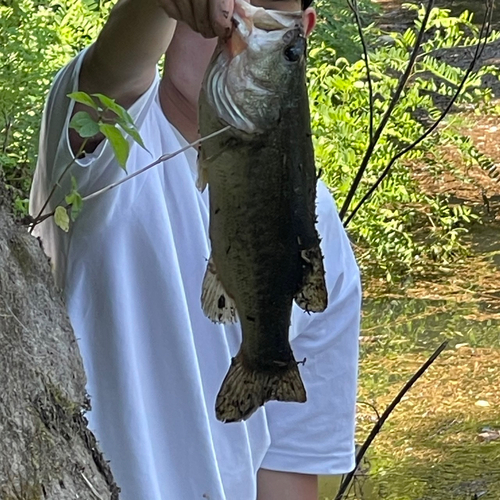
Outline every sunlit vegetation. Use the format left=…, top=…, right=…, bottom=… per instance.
left=2, top=1, right=500, bottom=498
left=309, top=0, right=500, bottom=282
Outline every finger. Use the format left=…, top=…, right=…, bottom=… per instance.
left=193, top=0, right=217, bottom=39
left=210, top=0, right=234, bottom=39
left=161, top=0, right=199, bottom=34
left=159, top=1, right=182, bottom=21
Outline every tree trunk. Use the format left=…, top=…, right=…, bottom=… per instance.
left=0, top=184, right=119, bottom=499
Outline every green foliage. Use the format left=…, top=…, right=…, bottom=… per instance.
left=50, top=91, right=145, bottom=231
left=67, top=91, right=145, bottom=170
left=310, top=0, right=380, bottom=62
left=0, top=0, right=113, bottom=213
left=309, top=3, right=499, bottom=281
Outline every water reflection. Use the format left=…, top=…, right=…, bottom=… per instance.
left=319, top=295, right=500, bottom=500
left=362, top=297, right=500, bottom=352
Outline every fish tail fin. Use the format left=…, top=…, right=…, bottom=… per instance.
left=215, top=351, right=307, bottom=423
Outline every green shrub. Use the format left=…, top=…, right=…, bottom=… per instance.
left=0, top=0, right=112, bottom=213
left=309, top=3, right=499, bottom=281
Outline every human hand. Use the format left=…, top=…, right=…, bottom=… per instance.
left=156, top=0, right=234, bottom=38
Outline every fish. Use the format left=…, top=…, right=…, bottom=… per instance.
left=198, top=0, right=328, bottom=423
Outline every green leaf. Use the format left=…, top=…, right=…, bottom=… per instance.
left=54, top=206, right=70, bottom=232
left=65, top=191, right=84, bottom=221
left=99, top=123, right=129, bottom=169
left=65, top=175, right=84, bottom=221
left=92, top=93, right=132, bottom=123
left=68, top=91, right=98, bottom=110
left=119, top=122, right=147, bottom=150
left=92, top=93, right=147, bottom=150
left=69, top=111, right=100, bottom=138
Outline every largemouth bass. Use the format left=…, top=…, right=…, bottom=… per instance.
left=198, top=0, right=328, bottom=423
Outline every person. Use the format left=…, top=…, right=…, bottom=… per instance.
left=29, top=0, right=361, bottom=498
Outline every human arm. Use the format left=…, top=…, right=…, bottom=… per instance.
left=70, top=0, right=233, bottom=152
left=257, top=469, right=318, bottom=500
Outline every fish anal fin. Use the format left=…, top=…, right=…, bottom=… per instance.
left=216, top=351, right=307, bottom=423
left=295, top=245, right=328, bottom=313
left=201, top=256, right=238, bottom=324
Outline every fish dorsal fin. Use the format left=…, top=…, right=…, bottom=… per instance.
left=294, top=246, right=328, bottom=313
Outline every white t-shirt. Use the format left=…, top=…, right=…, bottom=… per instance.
left=30, top=48, right=361, bottom=500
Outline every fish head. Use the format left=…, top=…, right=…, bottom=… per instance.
left=203, top=0, right=307, bottom=134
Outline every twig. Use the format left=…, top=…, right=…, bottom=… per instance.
left=334, top=341, right=448, bottom=500
left=347, top=0, right=375, bottom=142
left=28, top=126, right=231, bottom=229
left=339, top=0, right=435, bottom=222
left=343, top=0, right=493, bottom=227
left=29, top=138, right=89, bottom=234
left=357, top=400, right=381, bottom=421
left=81, top=126, right=230, bottom=203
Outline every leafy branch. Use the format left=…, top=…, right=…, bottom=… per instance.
left=29, top=91, right=147, bottom=232
left=79, top=126, right=230, bottom=204
left=68, top=91, right=148, bottom=170
left=27, top=90, right=230, bottom=233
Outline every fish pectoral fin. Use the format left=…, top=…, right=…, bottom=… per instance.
left=215, top=351, right=307, bottom=423
left=294, top=245, right=328, bottom=313
left=201, top=256, right=238, bottom=324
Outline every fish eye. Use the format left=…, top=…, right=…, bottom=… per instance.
left=284, top=37, right=306, bottom=62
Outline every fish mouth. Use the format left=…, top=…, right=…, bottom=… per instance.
left=205, top=0, right=304, bottom=134
left=226, top=2, right=301, bottom=58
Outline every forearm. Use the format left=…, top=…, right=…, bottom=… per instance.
left=256, top=468, right=318, bottom=500
left=81, top=0, right=176, bottom=107
left=161, top=22, right=218, bottom=141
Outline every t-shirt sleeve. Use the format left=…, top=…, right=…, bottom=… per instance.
left=261, top=181, right=361, bottom=475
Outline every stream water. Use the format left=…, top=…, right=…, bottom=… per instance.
left=319, top=293, right=500, bottom=500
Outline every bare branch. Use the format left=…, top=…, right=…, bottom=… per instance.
left=334, top=341, right=448, bottom=500
left=29, top=138, right=89, bottom=234
left=347, top=0, right=375, bottom=142
left=81, top=126, right=231, bottom=203
left=339, top=0, right=436, bottom=222
left=344, top=0, right=493, bottom=227
left=27, top=126, right=231, bottom=231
